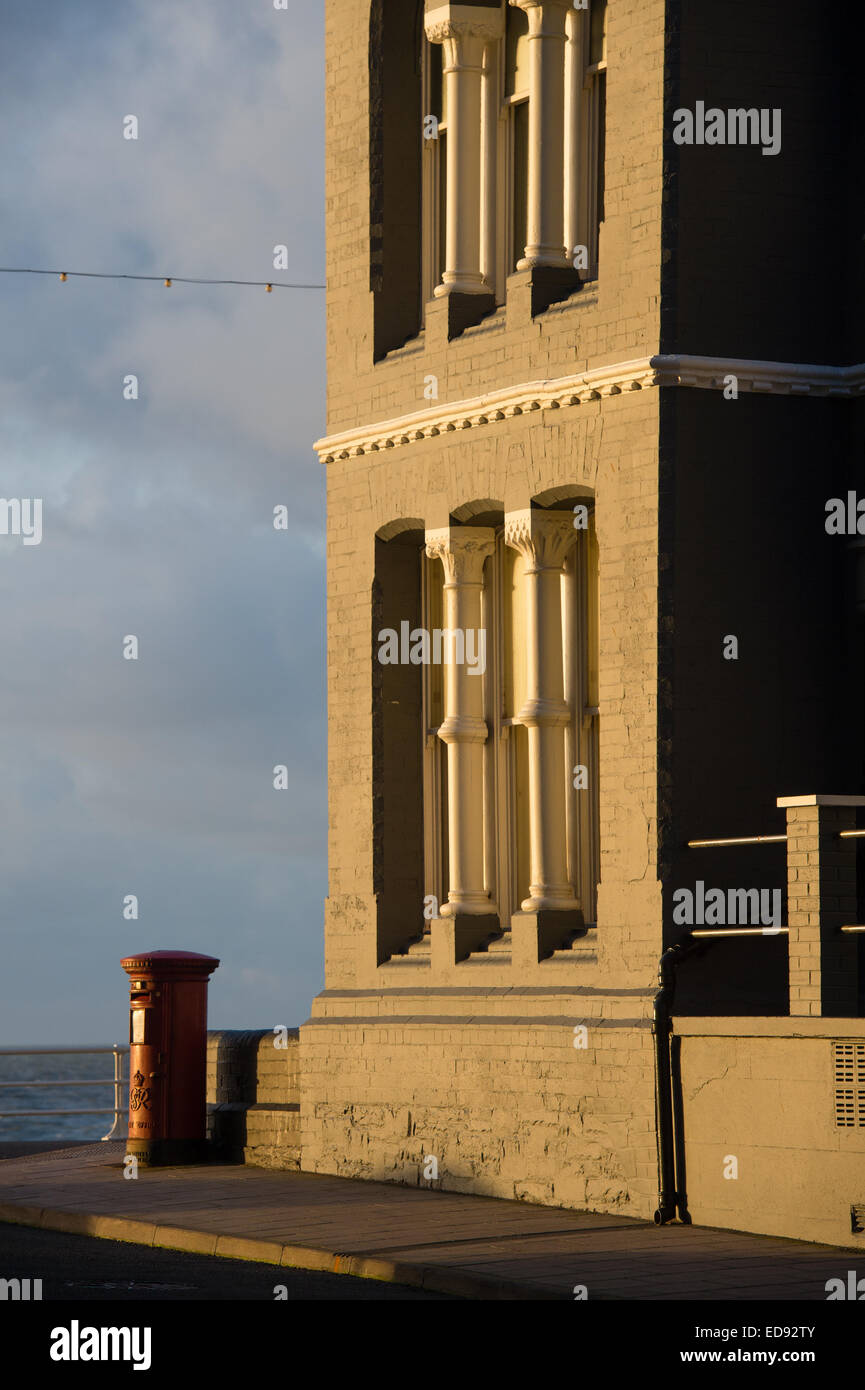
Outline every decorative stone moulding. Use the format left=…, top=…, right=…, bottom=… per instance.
left=314, top=355, right=865, bottom=463
left=651, top=356, right=865, bottom=397
left=424, top=4, right=508, bottom=45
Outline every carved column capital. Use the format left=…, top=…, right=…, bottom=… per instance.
left=509, top=0, right=572, bottom=32
left=425, top=3, right=506, bottom=46
left=426, top=526, right=496, bottom=585
left=504, top=508, right=575, bottom=573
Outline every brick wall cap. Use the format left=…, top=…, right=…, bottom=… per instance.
left=776, top=794, right=865, bottom=807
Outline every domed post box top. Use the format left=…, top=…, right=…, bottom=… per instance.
left=121, top=950, right=220, bottom=980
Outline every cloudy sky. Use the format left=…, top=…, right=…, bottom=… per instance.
left=0, top=0, right=326, bottom=1042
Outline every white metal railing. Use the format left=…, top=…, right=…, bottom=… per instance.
left=687, top=834, right=787, bottom=847
left=0, top=1045, right=128, bottom=1141
left=687, top=827, right=865, bottom=933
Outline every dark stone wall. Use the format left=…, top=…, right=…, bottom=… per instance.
left=662, top=0, right=861, bottom=364
left=658, top=388, right=862, bottom=1014
left=659, top=1, right=865, bottom=1013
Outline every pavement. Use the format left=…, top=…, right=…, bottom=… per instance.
left=0, top=1141, right=861, bottom=1301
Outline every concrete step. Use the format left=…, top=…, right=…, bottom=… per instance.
left=382, top=932, right=431, bottom=966
left=544, top=926, right=598, bottom=963
left=464, top=929, right=511, bottom=964
left=384, top=925, right=596, bottom=970
left=405, top=934, right=432, bottom=956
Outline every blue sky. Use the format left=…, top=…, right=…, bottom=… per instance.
left=0, top=0, right=326, bottom=1042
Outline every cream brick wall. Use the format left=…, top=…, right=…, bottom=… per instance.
left=301, top=998, right=658, bottom=1215
left=324, top=0, right=665, bottom=434
left=677, top=1021, right=865, bottom=1248
left=326, top=388, right=664, bottom=993
left=308, top=0, right=668, bottom=1218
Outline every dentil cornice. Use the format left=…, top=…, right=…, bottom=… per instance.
left=315, top=354, right=865, bottom=464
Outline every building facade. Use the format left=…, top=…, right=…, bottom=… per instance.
left=300, top=0, right=865, bottom=1246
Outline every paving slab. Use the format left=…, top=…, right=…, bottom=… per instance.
left=0, top=1142, right=860, bottom=1300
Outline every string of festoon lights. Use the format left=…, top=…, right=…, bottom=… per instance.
left=0, top=267, right=325, bottom=292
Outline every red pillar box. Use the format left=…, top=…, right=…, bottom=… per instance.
left=120, top=950, right=220, bottom=1165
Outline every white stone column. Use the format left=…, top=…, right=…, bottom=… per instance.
left=425, top=4, right=504, bottom=296
left=505, top=509, right=579, bottom=923
left=510, top=0, right=571, bottom=269
left=425, top=526, right=497, bottom=920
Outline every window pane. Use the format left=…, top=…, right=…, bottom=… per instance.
left=429, top=39, right=444, bottom=122
left=586, top=518, right=599, bottom=709
left=505, top=6, right=529, bottom=97
left=439, top=738, right=450, bottom=904
left=513, top=724, right=531, bottom=906
left=587, top=515, right=600, bottom=917
left=511, top=99, right=528, bottom=272
left=427, top=553, right=445, bottom=727
left=438, top=129, right=447, bottom=283
left=596, top=69, right=606, bottom=228
left=505, top=546, right=527, bottom=717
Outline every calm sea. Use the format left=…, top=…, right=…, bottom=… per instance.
left=0, top=1049, right=127, bottom=1143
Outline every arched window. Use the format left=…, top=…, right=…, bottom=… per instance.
left=376, top=500, right=600, bottom=964
left=502, top=506, right=600, bottom=926
left=416, top=0, right=608, bottom=321
left=565, top=508, right=600, bottom=920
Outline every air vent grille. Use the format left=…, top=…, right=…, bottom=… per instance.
left=834, top=1042, right=865, bottom=1128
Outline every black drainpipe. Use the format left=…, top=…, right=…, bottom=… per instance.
left=652, top=936, right=697, bottom=1225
